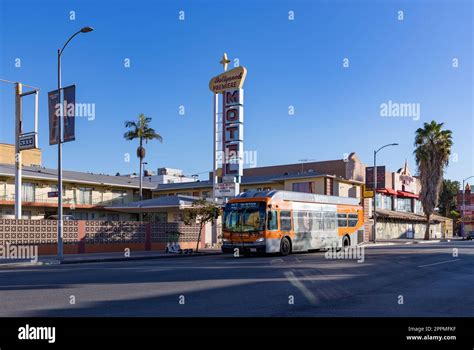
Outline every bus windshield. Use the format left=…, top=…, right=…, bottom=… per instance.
left=224, top=202, right=266, bottom=233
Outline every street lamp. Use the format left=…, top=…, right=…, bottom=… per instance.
left=57, top=26, right=94, bottom=261
left=372, top=143, right=398, bottom=243
left=462, top=175, right=474, bottom=237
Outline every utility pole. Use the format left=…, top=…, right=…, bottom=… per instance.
left=15, top=83, right=22, bottom=219
left=372, top=143, right=398, bottom=243
left=462, top=176, right=474, bottom=237
left=1, top=79, right=39, bottom=220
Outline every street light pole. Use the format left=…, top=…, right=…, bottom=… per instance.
left=372, top=143, right=398, bottom=243
left=462, top=175, right=474, bottom=237
left=56, top=26, right=94, bottom=261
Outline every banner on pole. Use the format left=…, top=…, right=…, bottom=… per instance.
left=63, top=85, right=76, bottom=143
left=48, top=85, right=76, bottom=145
left=48, top=90, right=59, bottom=145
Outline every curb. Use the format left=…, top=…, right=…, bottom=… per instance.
left=45, top=251, right=222, bottom=265
left=361, top=239, right=444, bottom=247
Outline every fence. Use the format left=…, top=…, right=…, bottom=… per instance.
left=0, top=219, right=204, bottom=255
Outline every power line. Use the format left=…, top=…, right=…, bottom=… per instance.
left=0, top=78, right=40, bottom=90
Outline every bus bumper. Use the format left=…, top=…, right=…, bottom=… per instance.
left=221, top=242, right=266, bottom=254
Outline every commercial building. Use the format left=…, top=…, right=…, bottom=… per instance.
left=458, top=182, right=473, bottom=236
left=368, top=161, right=452, bottom=239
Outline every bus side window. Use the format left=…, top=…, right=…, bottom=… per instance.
left=280, top=211, right=292, bottom=231
left=267, top=210, right=278, bottom=230
left=348, top=213, right=358, bottom=227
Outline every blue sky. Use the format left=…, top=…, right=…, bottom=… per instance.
left=0, top=0, right=472, bottom=183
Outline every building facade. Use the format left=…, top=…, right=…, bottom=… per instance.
left=369, top=161, right=452, bottom=239
left=0, top=163, right=154, bottom=220
left=458, top=183, right=473, bottom=236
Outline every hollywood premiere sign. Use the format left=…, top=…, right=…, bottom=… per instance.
left=209, top=63, right=247, bottom=198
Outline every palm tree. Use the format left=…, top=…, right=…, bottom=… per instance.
left=414, top=121, right=453, bottom=240
left=124, top=113, right=163, bottom=202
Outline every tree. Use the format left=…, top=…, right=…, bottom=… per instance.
left=123, top=113, right=163, bottom=203
left=182, top=199, right=222, bottom=253
left=438, top=179, right=460, bottom=218
left=414, top=121, right=453, bottom=240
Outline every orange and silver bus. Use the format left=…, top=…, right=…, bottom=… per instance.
left=222, top=190, right=364, bottom=255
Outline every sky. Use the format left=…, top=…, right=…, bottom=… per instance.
left=0, top=0, right=472, bottom=184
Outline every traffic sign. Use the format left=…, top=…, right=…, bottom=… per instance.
left=18, top=132, right=37, bottom=151
left=363, top=185, right=374, bottom=198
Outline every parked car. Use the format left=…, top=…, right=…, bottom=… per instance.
left=466, top=231, right=474, bottom=240
left=46, top=215, right=76, bottom=221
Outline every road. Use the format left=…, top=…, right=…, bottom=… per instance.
left=0, top=241, right=472, bottom=317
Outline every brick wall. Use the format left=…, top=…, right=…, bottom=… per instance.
left=0, top=219, right=203, bottom=254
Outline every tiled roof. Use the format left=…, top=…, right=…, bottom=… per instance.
left=106, top=195, right=200, bottom=210
left=152, top=172, right=335, bottom=192
left=377, top=209, right=451, bottom=223
left=0, top=163, right=156, bottom=189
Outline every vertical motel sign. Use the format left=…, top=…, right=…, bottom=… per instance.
left=209, top=65, right=247, bottom=199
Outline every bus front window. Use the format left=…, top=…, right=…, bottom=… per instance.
left=224, top=202, right=266, bottom=232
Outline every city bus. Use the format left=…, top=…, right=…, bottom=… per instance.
left=222, top=190, right=364, bottom=256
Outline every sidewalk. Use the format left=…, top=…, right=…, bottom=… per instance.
left=361, top=237, right=459, bottom=247
left=0, top=248, right=222, bottom=267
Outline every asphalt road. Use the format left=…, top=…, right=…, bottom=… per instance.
left=0, top=241, right=472, bottom=317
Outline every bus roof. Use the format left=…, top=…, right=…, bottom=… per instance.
left=234, top=190, right=361, bottom=206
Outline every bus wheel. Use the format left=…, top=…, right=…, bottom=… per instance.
left=280, top=237, right=291, bottom=256
left=342, top=235, right=350, bottom=249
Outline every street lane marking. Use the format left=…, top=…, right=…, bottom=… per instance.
left=418, top=259, right=461, bottom=268
left=284, top=271, right=318, bottom=305
left=270, top=258, right=284, bottom=265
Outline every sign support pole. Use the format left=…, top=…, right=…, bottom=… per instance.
left=14, top=83, right=22, bottom=219
left=212, top=93, right=219, bottom=200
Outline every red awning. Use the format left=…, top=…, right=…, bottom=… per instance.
left=397, top=190, right=419, bottom=199
left=376, top=188, right=398, bottom=195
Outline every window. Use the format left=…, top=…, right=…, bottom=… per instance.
left=192, top=191, right=199, bottom=197
left=112, top=190, right=127, bottom=204
left=77, top=187, right=92, bottom=205
left=323, top=212, right=336, bottom=230
left=313, top=212, right=324, bottom=230
left=267, top=210, right=278, bottom=230
left=415, top=200, right=423, bottom=214
left=348, top=213, right=358, bottom=227
left=202, top=191, right=210, bottom=198
left=22, top=182, right=36, bottom=202
left=397, top=197, right=412, bottom=212
left=383, top=195, right=392, bottom=210
left=75, top=212, right=88, bottom=220
left=107, top=214, right=119, bottom=221
left=292, top=182, right=313, bottom=193
left=337, top=213, right=347, bottom=227
left=280, top=211, right=292, bottom=231
left=154, top=212, right=167, bottom=223
left=375, top=193, right=382, bottom=209
left=0, top=182, right=6, bottom=200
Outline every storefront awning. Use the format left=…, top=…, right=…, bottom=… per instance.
left=376, top=188, right=398, bottom=195
left=397, top=190, right=419, bottom=199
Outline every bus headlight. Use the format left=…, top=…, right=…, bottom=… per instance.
left=255, top=237, right=265, bottom=243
